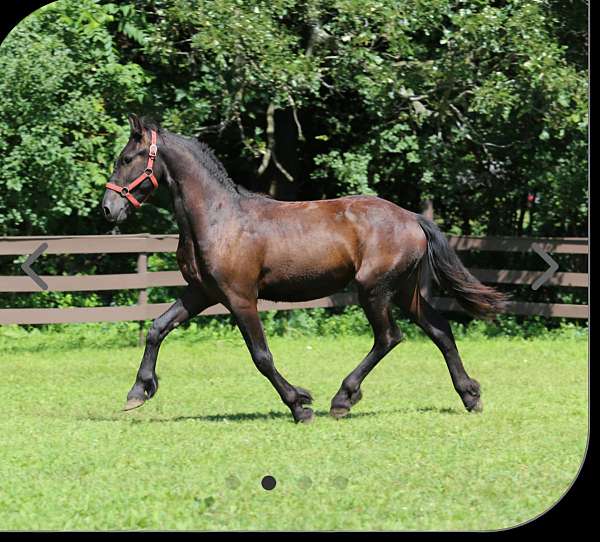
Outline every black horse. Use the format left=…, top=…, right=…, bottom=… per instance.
left=102, top=114, right=506, bottom=423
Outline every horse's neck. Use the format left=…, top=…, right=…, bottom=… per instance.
left=162, top=137, right=239, bottom=248
left=170, top=182, right=194, bottom=241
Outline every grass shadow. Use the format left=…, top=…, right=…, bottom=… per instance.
left=167, top=409, right=387, bottom=423
left=81, top=405, right=463, bottom=424
left=415, top=406, right=463, bottom=415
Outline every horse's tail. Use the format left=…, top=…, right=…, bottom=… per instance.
left=416, top=215, right=507, bottom=320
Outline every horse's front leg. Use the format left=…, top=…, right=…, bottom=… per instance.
left=124, top=286, right=213, bottom=411
left=227, top=296, right=314, bottom=423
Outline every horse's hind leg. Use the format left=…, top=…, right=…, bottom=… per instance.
left=124, top=286, right=213, bottom=411
left=396, top=283, right=483, bottom=412
left=330, top=290, right=403, bottom=418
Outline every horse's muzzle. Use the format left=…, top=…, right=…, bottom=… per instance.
left=102, top=190, right=130, bottom=224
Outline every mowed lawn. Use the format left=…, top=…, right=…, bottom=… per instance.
left=0, top=334, right=587, bottom=531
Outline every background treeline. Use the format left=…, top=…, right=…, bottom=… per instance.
left=0, top=0, right=588, bottom=316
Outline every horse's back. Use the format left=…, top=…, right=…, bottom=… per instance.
left=262, top=195, right=425, bottom=257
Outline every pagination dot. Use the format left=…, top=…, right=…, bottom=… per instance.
left=261, top=475, right=277, bottom=490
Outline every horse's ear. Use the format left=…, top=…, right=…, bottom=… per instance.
left=128, top=113, right=143, bottom=140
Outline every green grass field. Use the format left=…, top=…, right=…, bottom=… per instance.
left=0, top=332, right=587, bottom=531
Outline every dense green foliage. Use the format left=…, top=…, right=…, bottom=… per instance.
left=0, top=0, right=588, bottom=237
left=0, top=333, right=587, bottom=529
left=0, top=0, right=588, bottom=314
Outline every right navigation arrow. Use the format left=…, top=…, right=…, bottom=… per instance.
left=531, top=244, right=559, bottom=290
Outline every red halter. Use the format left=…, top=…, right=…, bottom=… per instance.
left=105, top=130, right=159, bottom=208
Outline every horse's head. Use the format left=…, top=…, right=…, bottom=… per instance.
left=102, top=114, right=163, bottom=223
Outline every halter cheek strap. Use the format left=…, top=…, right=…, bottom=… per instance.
left=105, top=130, right=159, bottom=208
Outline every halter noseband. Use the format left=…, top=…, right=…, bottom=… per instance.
left=105, top=130, right=159, bottom=208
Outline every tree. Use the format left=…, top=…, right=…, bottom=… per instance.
left=0, top=0, right=588, bottom=238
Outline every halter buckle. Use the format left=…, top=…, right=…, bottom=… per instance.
left=120, top=187, right=129, bottom=196
left=149, top=144, right=158, bottom=157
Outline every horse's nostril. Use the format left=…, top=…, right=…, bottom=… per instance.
left=103, top=206, right=111, bottom=218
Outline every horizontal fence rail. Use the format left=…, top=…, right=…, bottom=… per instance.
left=0, top=234, right=588, bottom=325
left=0, top=269, right=587, bottom=294
left=0, top=234, right=589, bottom=255
left=0, top=234, right=180, bottom=256
left=447, top=236, right=589, bottom=254
left=0, top=271, right=188, bottom=293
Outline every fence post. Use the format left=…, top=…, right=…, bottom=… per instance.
left=137, top=253, right=148, bottom=346
left=421, top=199, right=434, bottom=300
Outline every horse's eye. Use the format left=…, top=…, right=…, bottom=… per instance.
left=123, top=155, right=132, bottom=165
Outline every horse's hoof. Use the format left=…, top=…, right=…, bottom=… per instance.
left=330, top=406, right=350, bottom=419
left=296, top=408, right=315, bottom=424
left=468, top=398, right=483, bottom=413
left=300, top=410, right=315, bottom=424
left=123, top=397, right=145, bottom=411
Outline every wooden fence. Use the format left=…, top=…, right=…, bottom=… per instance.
left=0, top=234, right=588, bottom=325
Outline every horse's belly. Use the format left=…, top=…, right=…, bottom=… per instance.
left=257, top=265, right=354, bottom=302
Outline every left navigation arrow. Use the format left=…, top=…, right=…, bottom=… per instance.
left=21, top=242, right=49, bottom=291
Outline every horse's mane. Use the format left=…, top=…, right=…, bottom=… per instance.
left=141, top=116, right=267, bottom=199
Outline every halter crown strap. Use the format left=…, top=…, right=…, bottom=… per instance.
left=105, top=130, right=159, bottom=208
